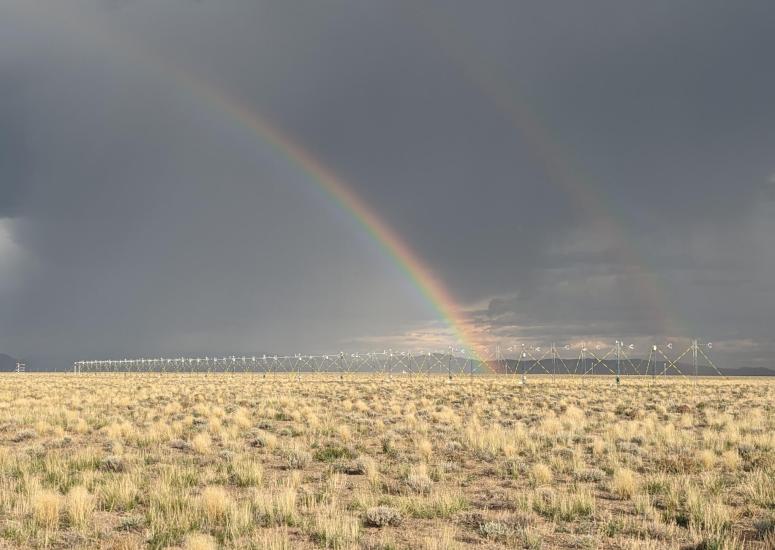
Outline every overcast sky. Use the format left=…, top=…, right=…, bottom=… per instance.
left=1, top=0, right=773, bottom=368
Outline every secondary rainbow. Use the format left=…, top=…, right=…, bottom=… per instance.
left=409, top=4, right=685, bottom=339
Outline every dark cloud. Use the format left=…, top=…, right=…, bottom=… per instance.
left=0, top=0, right=773, bottom=368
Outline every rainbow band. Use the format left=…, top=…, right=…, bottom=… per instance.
left=9, top=3, right=493, bottom=369
left=168, top=74, right=492, bottom=367
left=410, top=4, right=683, bottom=339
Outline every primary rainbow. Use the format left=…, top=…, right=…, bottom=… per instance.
left=5, top=2, right=496, bottom=366
left=171, top=74, right=492, bottom=365
left=5, top=1, right=496, bottom=367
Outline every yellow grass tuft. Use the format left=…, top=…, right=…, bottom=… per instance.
left=417, top=438, right=434, bottom=460
left=65, top=485, right=95, bottom=531
left=183, top=533, right=217, bottom=550
left=31, top=490, right=62, bottom=530
left=191, top=432, right=212, bottom=454
left=532, top=463, right=553, bottom=486
left=612, top=468, right=639, bottom=499
left=311, top=506, right=360, bottom=549
left=200, top=486, right=231, bottom=525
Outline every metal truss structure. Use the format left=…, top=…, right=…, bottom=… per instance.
left=73, top=340, right=723, bottom=379
left=73, top=351, right=473, bottom=376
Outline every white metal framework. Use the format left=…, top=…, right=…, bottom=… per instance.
left=73, top=340, right=723, bottom=379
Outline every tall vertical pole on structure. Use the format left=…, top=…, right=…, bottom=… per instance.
left=447, top=346, right=452, bottom=381
left=520, top=347, right=527, bottom=385
left=552, top=342, right=557, bottom=382
left=692, top=339, right=698, bottom=386
left=616, top=340, right=621, bottom=386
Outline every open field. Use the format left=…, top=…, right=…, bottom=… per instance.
left=0, top=374, right=773, bottom=549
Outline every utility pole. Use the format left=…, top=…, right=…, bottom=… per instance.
left=616, top=340, right=621, bottom=386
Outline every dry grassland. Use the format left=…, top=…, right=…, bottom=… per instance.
left=0, top=374, right=773, bottom=549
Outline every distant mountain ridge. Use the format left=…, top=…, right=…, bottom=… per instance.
left=0, top=354, right=20, bottom=372
left=727, top=366, right=775, bottom=376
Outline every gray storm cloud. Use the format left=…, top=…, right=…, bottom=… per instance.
left=0, top=0, right=773, bottom=369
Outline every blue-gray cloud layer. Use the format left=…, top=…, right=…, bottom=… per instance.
left=1, top=0, right=773, bottom=368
